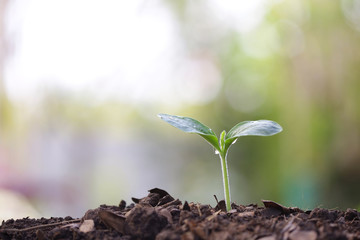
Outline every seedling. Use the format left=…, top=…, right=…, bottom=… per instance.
left=158, top=113, right=283, bottom=211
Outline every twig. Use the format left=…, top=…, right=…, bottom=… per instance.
left=160, top=199, right=182, bottom=208
left=197, top=204, right=202, bottom=217
left=0, top=219, right=81, bottom=233
left=213, top=195, right=219, bottom=205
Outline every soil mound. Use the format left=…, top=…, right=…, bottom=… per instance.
left=1, top=188, right=359, bottom=239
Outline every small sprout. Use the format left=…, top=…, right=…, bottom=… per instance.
left=158, top=113, right=283, bottom=211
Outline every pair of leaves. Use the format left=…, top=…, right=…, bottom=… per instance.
left=158, top=114, right=283, bottom=154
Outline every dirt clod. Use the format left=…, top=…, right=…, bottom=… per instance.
left=124, top=205, right=168, bottom=239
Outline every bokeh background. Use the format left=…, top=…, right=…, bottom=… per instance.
left=1, top=0, right=360, bottom=221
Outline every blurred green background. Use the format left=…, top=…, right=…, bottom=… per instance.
left=1, top=0, right=360, bottom=220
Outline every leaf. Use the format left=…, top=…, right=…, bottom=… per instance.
left=225, top=120, right=282, bottom=151
left=158, top=114, right=214, bottom=135
left=226, top=120, right=282, bottom=138
left=261, top=200, right=303, bottom=215
left=158, top=114, right=220, bottom=151
left=98, top=210, right=126, bottom=234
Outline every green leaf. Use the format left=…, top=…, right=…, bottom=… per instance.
left=225, top=120, right=282, bottom=151
left=226, top=120, right=283, bottom=138
left=158, top=114, right=220, bottom=151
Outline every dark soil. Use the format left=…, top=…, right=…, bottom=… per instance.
left=1, top=188, right=360, bottom=240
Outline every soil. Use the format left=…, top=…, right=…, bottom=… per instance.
left=1, top=188, right=360, bottom=240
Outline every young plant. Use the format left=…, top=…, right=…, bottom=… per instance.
left=158, top=113, right=283, bottom=211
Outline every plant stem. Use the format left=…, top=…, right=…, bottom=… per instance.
left=219, top=151, right=231, bottom=211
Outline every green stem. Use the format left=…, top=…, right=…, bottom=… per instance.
left=219, top=151, right=231, bottom=211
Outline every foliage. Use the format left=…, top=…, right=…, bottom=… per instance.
left=158, top=113, right=282, bottom=211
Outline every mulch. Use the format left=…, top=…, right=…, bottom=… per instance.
left=1, top=188, right=360, bottom=240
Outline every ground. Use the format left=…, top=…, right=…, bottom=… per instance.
left=1, top=188, right=360, bottom=240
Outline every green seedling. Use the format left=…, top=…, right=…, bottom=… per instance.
left=158, top=113, right=283, bottom=211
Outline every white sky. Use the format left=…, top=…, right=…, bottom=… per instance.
left=4, top=0, right=268, bottom=106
